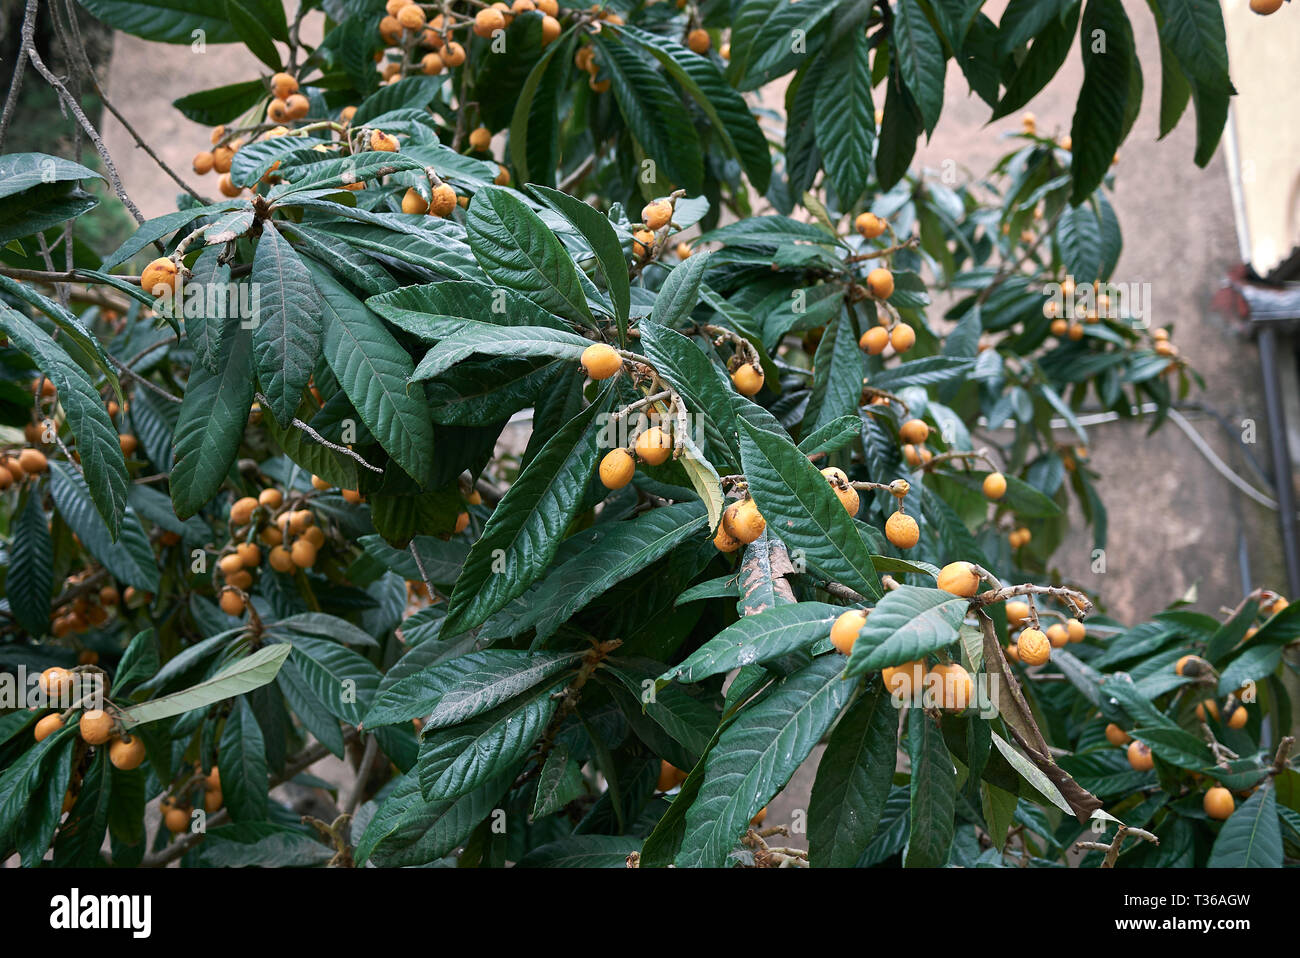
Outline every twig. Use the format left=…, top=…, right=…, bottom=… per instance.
left=1074, top=824, right=1158, bottom=868
left=255, top=393, right=383, bottom=473
left=0, top=0, right=36, bottom=150
left=341, top=734, right=379, bottom=816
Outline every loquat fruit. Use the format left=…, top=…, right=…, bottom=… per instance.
left=193, top=151, right=214, bottom=174
left=598, top=448, right=635, bottom=489
left=1066, top=618, right=1086, bottom=643
left=581, top=343, right=621, bottom=380
left=109, top=735, right=146, bottom=771
left=429, top=183, right=457, bottom=216
left=271, top=72, right=298, bottom=99
left=830, top=609, right=868, bottom=655
left=269, top=545, right=294, bottom=573
left=35, top=713, right=64, bottom=742
left=936, top=561, right=979, bottom=597
left=1104, top=723, right=1131, bottom=746
left=855, top=212, right=886, bottom=240
left=79, top=709, right=114, bottom=745
left=442, top=42, right=466, bottom=67
left=866, top=268, right=894, bottom=300
left=712, top=523, right=742, bottom=553
left=1006, top=600, right=1030, bottom=627
left=290, top=539, right=318, bottom=569
left=1046, top=623, right=1069, bottom=648
left=859, top=326, right=889, bottom=354
left=1127, top=740, right=1154, bottom=771
left=723, top=498, right=766, bottom=545
left=634, top=426, right=672, bottom=465
left=1017, top=628, right=1050, bottom=666
left=642, top=199, right=672, bottom=230
left=687, top=28, right=710, bottom=53
left=930, top=662, right=973, bottom=710
left=540, top=14, right=561, bottom=44
left=731, top=363, right=764, bottom=396
left=141, top=257, right=179, bottom=296
left=219, top=589, right=246, bottom=617
left=164, top=807, right=192, bottom=834
left=1204, top=786, right=1234, bottom=819
left=370, top=130, right=400, bottom=152
left=18, top=448, right=47, bottom=474
left=890, top=324, right=915, bottom=352
left=1250, top=0, right=1283, bottom=13
left=285, top=93, right=310, bottom=120
left=982, top=472, right=1007, bottom=500
left=884, top=511, right=918, bottom=549
left=881, top=660, right=925, bottom=703
left=899, top=418, right=929, bottom=444
left=469, top=126, right=492, bottom=152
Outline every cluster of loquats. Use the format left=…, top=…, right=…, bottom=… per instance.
left=218, top=486, right=327, bottom=617
left=33, top=668, right=147, bottom=792
left=851, top=213, right=914, bottom=357
left=1001, top=598, right=1086, bottom=667
left=161, top=764, right=224, bottom=834
left=47, top=575, right=121, bottom=641
left=829, top=610, right=976, bottom=711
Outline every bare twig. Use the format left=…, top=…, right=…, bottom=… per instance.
left=255, top=393, right=384, bottom=473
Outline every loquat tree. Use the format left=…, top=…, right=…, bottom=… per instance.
left=0, top=0, right=1295, bottom=872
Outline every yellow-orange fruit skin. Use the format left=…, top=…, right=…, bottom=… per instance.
left=1105, top=723, right=1131, bottom=746
left=1005, top=600, right=1030, bottom=628
left=1203, top=786, right=1234, bottom=820
left=881, top=660, right=925, bottom=704
left=929, top=662, right=973, bottom=710
left=109, top=736, right=147, bottom=771
left=936, top=561, right=979, bottom=597
left=164, top=807, right=191, bottom=834
left=830, top=609, right=868, bottom=655
left=885, top=511, right=919, bottom=549
left=35, top=713, right=64, bottom=742
left=855, top=212, right=886, bottom=239
left=657, top=760, right=687, bottom=791
left=79, top=709, right=114, bottom=745
left=867, top=268, right=894, bottom=299
left=1046, top=623, right=1069, bottom=648
left=731, top=364, right=764, bottom=396
left=890, top=324, right=916, bottom=352
left=1127, top=740, right=1154, bottom=772
left=712, top=524, right=742, bottom=554
left=1018, top=628, right=1050, bottom=666
left=723, top=498, right=766, bottom=545
left=634, top=427, right=672, bottom=466
left=141, top=257, right=178, bottom=296
left=899, top=419, right=929, bottom=444
left=860, top=326, right=889, bottom=354
left=581, top=343, right=621, bottom=380
left=983, top=472, right=1007, bottom=500
left=1066, top=618, right=1086, bottom=643
left=598, top=448, right=635, bottom=490
left=642, top=200, right=672, bottom=230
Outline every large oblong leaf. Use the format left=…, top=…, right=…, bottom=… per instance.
left=251, top=222, right=321, bottom=427
left=49, top=463, right=158, bottom=593
left=904, top=707, right=957, bottom=867
left=676, top=654, right=854, bottom=867
left=9, top=491, right=54, bottom=637
left=0, top=306, right=129, bottom=537
left=411, top=323, right=592, bottom=382
left=170, top=324, right=255, bottom=519
left=1207, top=786, right=1282, bottom=868
left=308, top=260, right=435, bottom=487
left=737, top=416, right=880, bottom=599
left=843, top=585, right=969, bottom=678
left=440, top=386, right=614, bottom=636
left=118, top=644, right=290, bottom=729
left=464, top=186, right=595, bottom=328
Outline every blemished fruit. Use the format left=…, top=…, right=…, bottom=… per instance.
left=39, top=667, right=72, bottom=699
left=855, top=212, right=886, bottom=239
left=899, top=419, right=929, bottom=444
left=983, top=472, right=1007, bottom=500
left=866, top=268, right=895, bottom=299
left=635, top=426, right=672, bottom=465
left=822, top=468, right=860, bottom=515
left=18, top=448, right=47, bottom=474
left=1006, top=600, right=1030, bottom=627
left=141, top=257, right=178, bottom=296
left=859, top=326, right=889, bottom=354
left=687, top=28, right=710, bottom=53
left=230, top=496, right=259, bottom=526
left=267, top=98, right=290, bottom=123
left=1127, top=740, right=1154, bottom=771
left=1018, top=628, right=1050, bottom=666
left=598, top=448, right=635, bottom=489
left=34, top=714, right=63, bottom=742
left=890, top=324, right=916, bottom=352
left=1105, top=723, right=1131, bottom=746
left=1203, top=786, right=1235, bottom=819
left=731, top=364, right=764, bottom=396
left=723, top=498, right=766, bottom=545
left=422, top=182, right=455, bottom=216
left=271, top=72, right=297, bottom=99
left=642, top=200, right=672, bottom=230
left=469, top=126, right=492, bottom=151
left=885, top=511, right=919, bottom=549
left=1174, top=654, right=1208, bottom=677
left=219, top=590, right=246, bottom=617
left=109, top=735, right=146, bottom=771
left=164, top=807, right=191, bottom=834
left=1046, top=623, right=1069, bottom=648
left=712, top=524, right=742, bottom=553
left=882, top=660, right=925, bottom=702
left=936, top=561, right=979, bottom=597
left=402, top=188, right=429, bottom=214
left=830, top=609, right=868, bottom=655
left=581, top=343, right=621, bottom=380
left=930, top=662, right=972, bottom=710
left=79, top=709, right=114, bottom=745
left=442, top=42, right=466, bottom=66
left=369, top=130, right=400, bottom=152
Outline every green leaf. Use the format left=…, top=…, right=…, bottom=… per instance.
left=417, top=678, right=566, bottom=801
left=225, top=0, right=281, bottom=70
left=844, top=586, right=969, bottom=677
left=364, top=650, right=582, bottom=729
left=508, top=27, right=573, bottom=188
left=895, top=0, right=946, bottom=134
left=531, top=744, right=587, bottom=820
left=9, top=490, right=54, bottom=636
left=309, top=260, right=435, bottom=488
left=0, top=153, right=102, bottom=197
left=517, top=502, right=708, bottom=643
left=0, top=275, right=120, bottom=400
left=356, top=768, right=513, bottom=867
left=78, top=0, right=244, bottom=43
left=615, top=25, right=771, bottom=194
left=172, top=80, right=267, bottom=125
left=170, top=325, right=255, bottom=519
left=1069, top=0, right=1134, bottom=204
left=992, top=5, right=1079, bottom=119
left=286, top=634, right=381, bottom=726
left=118, top=644, right=291, bottom=729
left=737, top=417, right=880, bottom=599
left=590, top=32, right=704, bottom=193
left=52, top=752, right=113, bottom=866
left=676, top=654, right=854, bottom=867
left=112, top=630, right=160, bottom=697
left=804, top=309, right=865, bottom=433
left=464, top=186, right=595, bottom=329
left=660, top=602, right=843, bottom=686
left=814, top=32, right=874, bottom=202
left=905, top=708, right=957, bottom=867
left=440, top=386, right=613, bottom=635
left=0, top=306, right=129, bottom=537
left=527, top=185, right=631, bottom=338
left=1152, top=0, right=1232, bottom=164
left=49, top=463, right=158, bottom=593
left=517, top=834, right=641, bottom=867
left=650, top=252, right=711, bottom=330
left=808, top=684, right=901, bottom=867
left=251, top=222, right=321, bottom=427
left=219, top=696, right=268, bottom=822
left=1207, top=786, right=1283, bottom=868
left=411, top=322, right=591, bottom=382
